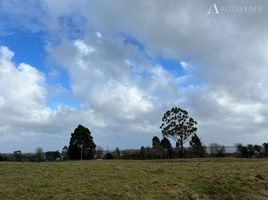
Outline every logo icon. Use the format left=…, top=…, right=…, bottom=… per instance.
left=208, top=4, right=220, bottom=15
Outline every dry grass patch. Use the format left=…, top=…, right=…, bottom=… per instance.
left=1, top=158, right=268, bottom=199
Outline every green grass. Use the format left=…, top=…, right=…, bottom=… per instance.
left=1, top=158, right=268, bottom=199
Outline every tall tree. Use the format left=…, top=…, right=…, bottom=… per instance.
left=160, top=137, right=173, bottom=158
left=160, top=107, right=197, bottom=157
left=151, top=136, right=164, bottom=159
left=68, top=124, right=96, bottom=160
left=152, top=136, right=161, bottom=148
left=189, top=134, right=205, bottom=157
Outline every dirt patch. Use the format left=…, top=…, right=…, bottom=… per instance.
left=247, top=181, right=268, bottom=200
left=247, top=190, right=268, bottom=200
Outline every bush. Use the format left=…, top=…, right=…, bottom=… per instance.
left=105, top=152, right=113, bottom=159
left=209, top=143, right=225, bottom=157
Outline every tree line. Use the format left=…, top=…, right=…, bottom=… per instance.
left=0, top=107, right=267, bottom=161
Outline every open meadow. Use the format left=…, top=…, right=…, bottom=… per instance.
left=1, top=158, right=268, bottom=200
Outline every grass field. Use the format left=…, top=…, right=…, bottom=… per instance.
left=1, top=158, right=268, bottom=200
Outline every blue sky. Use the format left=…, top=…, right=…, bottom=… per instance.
left=0, top=32, right=45, bottom=68
left=0, top=0, right=268, bottom=152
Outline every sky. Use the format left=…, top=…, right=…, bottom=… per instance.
left=0, top=0, right=268, bottom=152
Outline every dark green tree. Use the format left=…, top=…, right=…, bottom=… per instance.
left=151, top=136, right=164, bottom=159
left=45, top=151, right=61, bottom=161
left=140, top=146, right=146, bottom=159
left=152, top=136, right=161, bottom=148
left=68, top=124, right=96, bottom=160
left=247, top=144, right=255, bottom=157
left=13, top=150, right=23, bottom=162
left=140, top=146, right=152, bottom=159
left=189, top=134, right=205, bottom=157
left=236, top=144, right=249, bottom=158
left=105, top=152, right=113, bottom=159
left=160, top=137, right=173, bottom=158
left=160, top=107, right=197, bottom=157
left=254, top=145, right=262, bottom=154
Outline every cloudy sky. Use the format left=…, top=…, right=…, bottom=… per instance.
left=0, top=0, right=268, bottom=152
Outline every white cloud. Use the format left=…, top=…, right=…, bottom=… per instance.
left=180, top=61, right=191, bottom=71
left=0, top=46, right=49, bottom=122
left=0, top=46, right=106, bottom=152
left=74, top=40, right=95, bottom=55
left=48, top=37, right=170, bottom=135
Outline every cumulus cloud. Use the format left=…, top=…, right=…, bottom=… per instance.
left=0, top=46, right=52, bottom=150
left=0, top=46, right=49, bottom=123
left=0, top=46, right=108, bottom=151
left=48, top=36, right=180, bottom=141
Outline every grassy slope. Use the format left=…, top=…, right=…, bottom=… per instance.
left=0, top=158, right=268, bottom=200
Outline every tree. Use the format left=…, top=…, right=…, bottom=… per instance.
left=45, top=151, right=61, bottom=161
left=247, top=144, right=255, bottom=157
left=62, top=146, right=69, bottom=160
left=13, top=150, right=23, bottom=162
left=160, top=137, right=173, bottom=158
left=236, top=144, right=249, bottom=158
left=151, top=136, right=164, bottom=159
left=254, top=145, right=262, bottom=156
left=105, top=152, right=113, bottom=159
left=209, top=143, right=225, bottom=157
left=160, top=107, right=197, bottom=157
left=263, top=143, right=268, bottom=156
left=140, top=146, right=152, bottom=159
left=68, top=124, right=96, bottom=160
left=189, top=134, right=205, bottom=157
left=115, top=147, right=121, bottom=159
left=35, top=147, right=44, bottom=162
left=140, top=146, right=146, bottom=159
left=152, top=136, right=161, bottom=148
